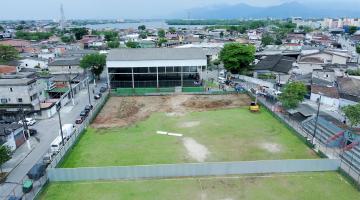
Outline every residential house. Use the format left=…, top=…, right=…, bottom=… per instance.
left=0, top=72, right=47, bottom=120
left=0, top=65, right=17, bottom=74
left=48, top=58, right=83, bottom=75
left=247, top=29, right=262, bottom=41
left=0, top=124, right=25, bottom=151
left=19, top=58, right=48, bottom=70
left=310, top=84, right=340, bottom=108
left=285, top=33, right=305, bottom=45
left=295, top=50, right=350, bottom=75
left=0, top=39, right=31, bottom=52
left=253, top=55, right=296, bottom=85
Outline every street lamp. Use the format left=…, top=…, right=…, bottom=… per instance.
left=312, top=93, right=322, bottom=145
left=56, top=103, right=65, bottom=145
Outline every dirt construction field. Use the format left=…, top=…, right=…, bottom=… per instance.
left=92, top=94, right=252, bottom=128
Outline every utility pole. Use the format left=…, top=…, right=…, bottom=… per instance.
left=312, top=94, right=322, bottom=145
left=68, top=69, right=75, bottom=106
left=56, top=103, right=65, bottom=145
left=87, top=71, right=92, bottom=106
left=19, top=108, right=31, bottom=150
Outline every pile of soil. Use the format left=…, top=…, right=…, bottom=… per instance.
left=183, top=99, right=232, bottom=109
left=117, top=99, right=142, bottom=119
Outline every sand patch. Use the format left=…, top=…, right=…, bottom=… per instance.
left=183, top=137, right=209, bottom=162
left=179, top=121, right=201, bottom=128
left=260, top=142, right=282, bottom=153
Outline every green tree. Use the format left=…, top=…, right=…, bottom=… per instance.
left=342, top=103, right=360, bottom=128
left=275, top=38, right=283, bottom=45
left=107, top=40, right=120, bottom=48
left=219, top=43, right=255, bottom=74
left=278, top=82, right=307, bottom=109
left=15, top=31, right=52, bottom=41
left=126, top=41, right=140, bottom=48
left=80, top=53, right=106, bottom=80
left=104, top=31, right=119, bottom=41
left=158, top=29, right=165, bottom=38
left=157, top=38, right=167, bottom=47
left=169, top=27, right=176, bottom=34
left=0, top=145, right=12, bottom=173
left=349, top=26, right=358, bottom=35
left=261, top=34, right=274, bottom=46
left=0, top=25, right=4, bottom=32
left=71, top=28, right=89, bottom=40
left=61, top=35, right=75, bottom=43
left=0, top=45, right=19, bottom=64
left=139, top=31, right=148, bottom=39
left=356, top=45, right=360, bottom=54
left=138, top=25, right=146, bottom=31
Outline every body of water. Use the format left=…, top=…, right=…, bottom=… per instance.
left=85, top=21, right=205, bottom=30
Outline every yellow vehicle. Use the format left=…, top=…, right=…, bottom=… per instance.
left=249, top=102, right=260, bottom=112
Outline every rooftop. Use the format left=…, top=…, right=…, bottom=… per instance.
left=0, top=123, right=23, bottom=136
left=311, top=85, right=340, bottom=99
left=0, top=78, right=36, bottom=86
left=107, top=48, right=207, bottom=61
left=48, top=58, right=81, bottom=66
left=254, top=55, right=295, bottom=73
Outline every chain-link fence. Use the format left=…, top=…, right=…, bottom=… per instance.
left=239, top=79, right=360, bottom=188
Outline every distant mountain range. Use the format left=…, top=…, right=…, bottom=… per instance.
left=178, top=2, right=360, bottom=19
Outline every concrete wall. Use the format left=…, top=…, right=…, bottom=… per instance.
left=295, top=63, right=323, bottom=75
left=48, top=65, right=84, bottom=75
left=311, top=93, right=340, bottom=108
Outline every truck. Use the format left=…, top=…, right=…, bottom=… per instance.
left=59, top=124, right=76, bottom=140
left=50, top=136, right=64, bottom=154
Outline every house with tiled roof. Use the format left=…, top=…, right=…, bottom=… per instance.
left=253, top=55, right=296, bottom=84
left=294, top=49, right=351, bottom=75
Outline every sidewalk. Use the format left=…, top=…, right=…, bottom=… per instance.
left=1, top=141, right=35, bottom=174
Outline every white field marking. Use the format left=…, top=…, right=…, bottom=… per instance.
left=167, top=132, right=183, bottom=137
left=156, top=131, right=168, bottom=135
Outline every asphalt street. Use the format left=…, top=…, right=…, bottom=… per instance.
left=0, top=82, right=103, bottom=199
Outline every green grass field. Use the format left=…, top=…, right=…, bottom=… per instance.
left=61, top=108, right=317, bottom=168
left=39, top=172, right=360, bottom=200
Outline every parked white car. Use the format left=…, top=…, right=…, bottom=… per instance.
left=18, top=118, right=36, bottom=126
left=218, top=77, right=226, bottom=84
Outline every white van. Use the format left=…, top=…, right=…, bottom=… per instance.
left=59, top=124, right=76, bottom=140
left=50, top=136, right=64, bottom=155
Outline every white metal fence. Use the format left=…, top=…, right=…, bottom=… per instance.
left=48, top=159, right=340, bottom=182
left=2, top=90, right=110, bottom=200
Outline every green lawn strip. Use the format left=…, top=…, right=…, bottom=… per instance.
left=61, top=107, right=316, bottom=168
left=38, top=172, right=360, bottom=200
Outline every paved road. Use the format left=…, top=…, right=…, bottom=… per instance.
left=0, top=82, right=103, bottom=199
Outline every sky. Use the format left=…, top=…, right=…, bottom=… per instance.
left=0, top=0, right=359, bottom=20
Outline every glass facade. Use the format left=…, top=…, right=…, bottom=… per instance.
left=109, top=66, right=203, bottom=88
